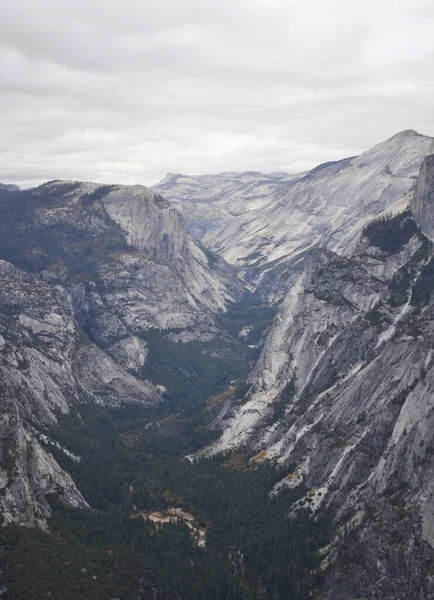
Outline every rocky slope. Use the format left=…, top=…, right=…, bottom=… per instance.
left=5, top=180, right=242, bottom=328
left=0, top=179, right=248, bottom=527
left=3, top=138, right=434, bottom=597
left=204, top=155, right=434, bottom=598
left=0, top=260, right=160, bottom=527
left=0, top=180, right=247, bottom=374
left=410, top=153, right=434, bottom=240
left=157, top=130, right=434, bottom=301
left=153, top=171, right=302, bottom=245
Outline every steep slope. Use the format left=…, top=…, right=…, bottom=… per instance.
left=204, top=157, right=434, bottom=598
left=157, top=131, right=434, bottom=301
left=0, top=260, right=159, bottom=527
left=153, top=171, right=303, bottom=246
left=154, top=171, right=300, bottom=216
left=0, top=179, right=249, bottom=527
left=0, top=181, right=249, bottom=390
left=410, top=153, right=434, bottom=240
left=0, top=180, right=242, bottom=328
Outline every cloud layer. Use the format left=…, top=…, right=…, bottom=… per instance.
left=1, top=0, right=434, bottom=187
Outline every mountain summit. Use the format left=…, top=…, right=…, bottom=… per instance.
left=156, top=130, right=434, bottom=301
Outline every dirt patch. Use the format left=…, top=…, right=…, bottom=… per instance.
left=136, top=507, right=207, bottom=547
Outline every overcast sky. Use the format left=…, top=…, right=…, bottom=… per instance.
left=1, top=0, right=434, bottom=188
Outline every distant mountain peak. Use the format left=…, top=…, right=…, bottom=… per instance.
left=394, top=128, right=419, bottom=137
left=157, top=129, right=434, bottom=302
left=383, top=129, right=434, bottom=144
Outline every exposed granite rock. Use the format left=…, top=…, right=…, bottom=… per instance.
left=410, top=154, right=434, bottom=240
left=107, top=336, right=149, bottom=375
left=0, top=178, right=246, bottom=527
left=0, top=180, right=244, bottom=339
left=157, top=131, right=434, bottom=302
left=74, top=342, right=156, bottom=406
left=0, top=259, right=159, bottom=526
left=203, top=172, right=434, bottom=598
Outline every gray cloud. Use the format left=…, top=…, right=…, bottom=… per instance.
left=1, top=0, right=434, bottom=187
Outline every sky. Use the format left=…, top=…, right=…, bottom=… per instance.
left=1, top=0, right=434, bottom=188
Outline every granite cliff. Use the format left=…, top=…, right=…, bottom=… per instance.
left=205, top=155, right=434, bottom=598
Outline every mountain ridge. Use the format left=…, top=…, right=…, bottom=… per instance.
left=155, top=130, right=434, bottom=302
left=0, top=178, right=251, bottom=526
left=2, top=134, right=434, bottom=598
left=198, top=155, right=434, bottom=598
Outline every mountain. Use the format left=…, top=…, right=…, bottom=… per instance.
left=0, top=180, right=244, bottom=330
left=3, top=134, right=434, bottom=598
left=0, top=179, right=252, bottom=527
left=155, top=130, right=434, bottom=301
left=154, top=171, right=299, bottom=213
left=203, top=154, right=434, bottom=598
left=153, top=171, right=302, bottom=244
left=0, top=259, right=160, bottom=527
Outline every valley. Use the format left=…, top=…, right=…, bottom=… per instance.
left=1, top=131, right=434, bottom=598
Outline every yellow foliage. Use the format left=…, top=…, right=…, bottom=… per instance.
left=204, top=388, right=234, bottom=412
left=252, top=450, right=267, bottom=462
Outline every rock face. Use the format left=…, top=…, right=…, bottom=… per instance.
left=152, top=169, right=310, bottom=271
left=0, top=260, right=160, bottom=527
left=100, top=185, right=241, bottom=318
left=0, top=180, right=242, bottom=332
left=0, top=179, right=245, bottom=526
left=153, top=171, right=302, bottom=245
left=0, top=179, right=246, bottom=372
left=205, top=160, right=434, bottom=596
left=410, top=154, right=434, bottom=240
left=157, top=131, right=434, bottom=301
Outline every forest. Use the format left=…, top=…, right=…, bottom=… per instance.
left=1, top=401, right=332, bottom=599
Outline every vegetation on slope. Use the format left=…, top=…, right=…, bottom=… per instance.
left=362, top=208, right=419, bottom=254
left=0, top=403, right=331, bottom=599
